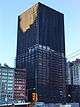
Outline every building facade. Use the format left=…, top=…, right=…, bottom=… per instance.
left=0, top=64, right=14, bottom=104
left=14, top=68, right=26, bottom=102
left=66, top=59, right=80, bottom=103
left=16, top=2, right=66, bottom=103
left=72, top=59, right=80, bottom=85
left=66, top=85, right=80, bottom=103
left=66, top=59, right=80, bottom=85
left=66, top=62, right=73, bottom=85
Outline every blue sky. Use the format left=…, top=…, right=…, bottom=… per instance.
left=0, top=0, right=80, bottom=67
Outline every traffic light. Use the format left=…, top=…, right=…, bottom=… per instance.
left=32, top=92, right=38, bottom=102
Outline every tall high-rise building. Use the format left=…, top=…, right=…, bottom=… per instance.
left=15, top=2, right=66, bottom=103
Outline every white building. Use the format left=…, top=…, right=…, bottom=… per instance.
left=72, top=59, right=80, bottom=85
left=66, top=59, right=80, bottom=85
left=0, top=64, right=14, bottom=104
